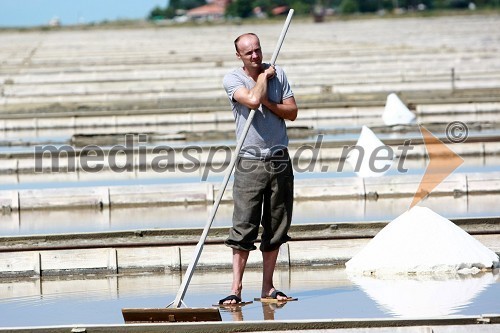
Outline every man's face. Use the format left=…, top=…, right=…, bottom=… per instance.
left=235, top=35, right=263, bottom=70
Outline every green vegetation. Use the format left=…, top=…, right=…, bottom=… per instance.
left=149, top=0, right=206, bottom=19
left=148, top=0, right=499, bottom=19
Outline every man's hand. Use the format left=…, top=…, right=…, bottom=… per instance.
left=263, top=65, right=275, bottom=80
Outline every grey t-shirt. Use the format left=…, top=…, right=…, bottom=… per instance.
left=223, top=64, right=294, bottom=158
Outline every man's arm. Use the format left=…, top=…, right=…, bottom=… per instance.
left=261, top=96, right=298, bottom=121
left=232, top=66, right=275, bottom=110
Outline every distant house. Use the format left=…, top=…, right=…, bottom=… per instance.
left=186, top=0, right=229, bottom=20
left=271, top=5, right=290, bottom=16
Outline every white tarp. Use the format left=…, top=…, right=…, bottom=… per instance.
left=345, top=206, right=499, bottom=275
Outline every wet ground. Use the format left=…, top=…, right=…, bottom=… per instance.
left=0, top=267, right=498, bottom=327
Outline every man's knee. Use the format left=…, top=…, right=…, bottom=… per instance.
left=259, top=235, right=291, bottom=252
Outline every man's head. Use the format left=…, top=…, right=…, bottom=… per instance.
left=234, top=33, right=263, bottom=71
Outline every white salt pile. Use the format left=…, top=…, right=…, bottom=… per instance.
left=345, top=206, right=499, bottom=275
left=346, top=125, right=393, bottom=178
left=382, top=93, right=416, bottom=126
left=349, top=272, right=497, bottom=317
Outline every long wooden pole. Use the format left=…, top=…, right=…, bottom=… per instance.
left=169, top=9, right=294, bottom=308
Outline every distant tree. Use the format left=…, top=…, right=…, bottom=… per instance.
left=226, top=0, right=254, bottom=17
left=358, top=0, right=379, bottom=11
left=339, top=0, right=359, bottom=12
left=292, top=0, right=317, bottom=15
left=182, top=0, right=207, bottom=10
left=148, top=0, right=206, bottom=20
left=447, top=0, right=471, bottom=7
left=148, top=6, right=166, bottom=19
left=226, top=0, right=318, bottom=17
left=149, top=0, right=500, bottom=21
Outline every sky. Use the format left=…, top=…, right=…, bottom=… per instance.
left=0, top=0, right=169, bottom=27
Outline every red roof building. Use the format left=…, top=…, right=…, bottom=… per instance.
left=186, top=0, right=229, bottom=20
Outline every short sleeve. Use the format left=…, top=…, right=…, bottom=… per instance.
left=277, top=66, right=293, bottom=100
left=223, top=71, right=244, bottom=102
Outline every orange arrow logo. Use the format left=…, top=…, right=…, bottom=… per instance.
left=409, top=125, right=464, bottom=209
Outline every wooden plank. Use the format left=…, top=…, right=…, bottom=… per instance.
left=0, top=251, right=39, bottom=277
left=177, top=243, right=289, bottom=270
left=288, top=239, right=368, bottom=266
left=0, top=190, right=19, bottom=212
left=122, top=307, right=221, bottom=323
left=40, top=248, right=116, bottom=274
left=467, top=171, right=500, bottom=194
left=294, top=177, right=365, bottom=199
left=179, top=244, right=234, bottom=269
left=109, top=184, right=208, bottom=206
left=117, top=246, right=180, bottom=272
left=19, top=187, right=109, bottom=209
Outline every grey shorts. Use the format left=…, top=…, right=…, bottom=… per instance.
left=225, top=151, right=294, bottom=252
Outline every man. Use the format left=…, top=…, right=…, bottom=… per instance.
left=219, top=33, right=298, bottom=305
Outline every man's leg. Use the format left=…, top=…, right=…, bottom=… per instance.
left=261, top=248, right=287, bottom=301
left=224, top=248, right=249, bottom=304
left=260, top=158, right=293, bottom=301
left=224, top=159, right=265, bottom=304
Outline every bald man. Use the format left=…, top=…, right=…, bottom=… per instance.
left=219, top=33, right=298, bottom=305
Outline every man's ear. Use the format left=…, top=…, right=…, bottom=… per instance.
left=235, top=52, right=241, bottom=59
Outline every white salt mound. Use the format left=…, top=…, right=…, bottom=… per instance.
left=345, top=206, right=499, bottom=275
left=382, top=93, right=416, bottom=126
left=346, top=125, right=393, bottom=178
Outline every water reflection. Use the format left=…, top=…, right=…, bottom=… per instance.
left=2, top=194, right=500, bottom=236
left=219, top=302, right=288, bottom=322
left=0, top=267, right=498, bottom=327
left=348, top=271, right=499, bottom=318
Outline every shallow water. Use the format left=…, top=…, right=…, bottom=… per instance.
left=1, top=193, right=499, bottom=236
left=0, top=267, right=498, bottom=327
left=1, top=154, right=500, bottom=191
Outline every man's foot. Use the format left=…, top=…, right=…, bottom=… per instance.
left=215, top=294, right=253, bottom=307
left=255, top=289, right=298, bottom=303
left=263, top=288, right=288, bottom=301
left=219, top=294, right=242, bottom=305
